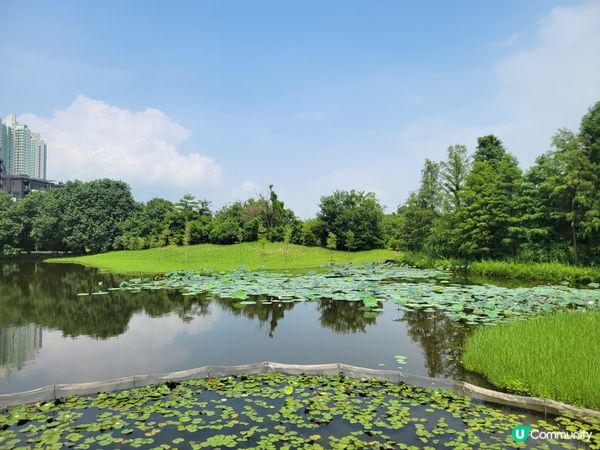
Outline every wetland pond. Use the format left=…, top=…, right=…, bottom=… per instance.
left=1, top=260, right=599, bottom=395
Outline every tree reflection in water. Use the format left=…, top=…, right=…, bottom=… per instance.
left=0, top=260, right=483, bottom=386
left=216, top=297, right=294, bottom=338
left=399, top=308, right=474, bottom=379
left=0, top=260, right=210, bottom=339
left=318, top=299, right=378, bottom=334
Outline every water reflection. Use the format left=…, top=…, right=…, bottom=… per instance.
left=0, top=261, right=209, bottom=338
left=0, top=260, right=478, bottom=392
left=215, top=297, right=294, bottom=338
left=0, top=324, right=42, bottom=380
left=400, top=309, right=473, bottom=379
left=318, top=299, right=377, bottom=334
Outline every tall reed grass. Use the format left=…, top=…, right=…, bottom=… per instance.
left=462, top=311, right=600, bottom=410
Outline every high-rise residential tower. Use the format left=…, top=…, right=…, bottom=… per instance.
left=0, top=114, right=47, bottom=180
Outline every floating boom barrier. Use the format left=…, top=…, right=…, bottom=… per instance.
left=1, top=362, right=598, bottom=425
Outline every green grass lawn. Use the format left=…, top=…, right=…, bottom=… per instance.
left=469, top=260, right=600, bottom=284
left=46, top=242, right=401, bottom=275
left=462, top=311, right=600, bottom=410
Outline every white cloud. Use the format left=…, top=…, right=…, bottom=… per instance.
left=34, top=311, right=221, bottom=382
left=19, top=96, right=222, bottom=188
left=493, top=0, right=600, bottom=162
left=393, top=1, right=600, bottom=175
left=491, top=32, right=519, bottom=48
left=289, top=1, right=600, bottom=215
left=237, top=181, right=260, bottom=198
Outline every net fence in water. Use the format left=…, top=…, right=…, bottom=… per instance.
left=1, top=362, right=598, bottom=425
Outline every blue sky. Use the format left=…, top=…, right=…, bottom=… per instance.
left=2, top=0, right=600, bottom=217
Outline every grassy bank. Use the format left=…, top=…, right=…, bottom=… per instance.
left=462, top=311, right=600, bottom=410
left=46, top=242, right=401, bottom=275
left=469, top=260, right=600, bottom=284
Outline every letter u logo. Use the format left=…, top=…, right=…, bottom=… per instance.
left=512, top=425, right=531, bottom=443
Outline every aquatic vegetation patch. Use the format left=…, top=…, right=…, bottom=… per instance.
left=1, top=373, right=598, bottom=449
left=469, top=261, right=600, bottom=284
left=462, top=310, right=600, bottom=411
left=106, top=263, right=600, bottom=325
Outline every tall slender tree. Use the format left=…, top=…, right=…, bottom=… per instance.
left=440, top=144, right=470, bottom=212
left=397, top=160, right=442, bottom=252
left=454, top=136, right=522, bottom=259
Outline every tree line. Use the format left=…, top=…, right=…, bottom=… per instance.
left=0, top=101, right=598, bottom=264
left=390, top=101, right=600, bottom=264
left=0, top=181, right=384, bottom=255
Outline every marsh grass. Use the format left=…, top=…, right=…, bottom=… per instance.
left=469, top=261, right=600, bottom=284
left=47, top=242, right=401, bottom=275
left=397, top=252, right=459, bottom=270
left=462, top=311, right=600, bottom=410
left=397, top=254, right=600, bottom=283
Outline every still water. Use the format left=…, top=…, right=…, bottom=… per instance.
left=0, top=260, right=480, bottom=394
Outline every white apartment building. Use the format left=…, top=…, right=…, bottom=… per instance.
left=0, top=114, right=47, bottom=180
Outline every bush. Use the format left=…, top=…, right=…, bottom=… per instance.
left=210, top=218, right=239, bottom=244
left=2, top=245, right=20, bottom=256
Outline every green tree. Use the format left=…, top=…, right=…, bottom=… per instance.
left=58, top=179, right=136, bottom=254
left=0, top=193, right=20, bottom=255
left=514, top=103, right=600, bottom=263
left=316, top=190, right=384, bottom=250
left=264, top=184, right=284, bottom=240
left=237, top=226, right=244, bottom=263
left=326, top=231, right=337, bottom=262
left=119, top=198, right=174, bottom=249
left=166, top=194, right=211, bottom=245
left=576, top=102, right=600, bottom=260
left=454, top=136, right=522, bottom=259
left=546, top=130, right=595, bottom=263
left=257, top=223, right=268, bottom=255
left=7, top=191, right=45, bottom=252
left=183, top=220, right=192, bottom=261
left=209, top=217, right=239, bottom=244
left=186, top=215, right=213, bottom=245
left=300, top=218, right=321, bottom=247
left=473, top=135, right=506, bottom=167
left=397, top=159, right=442, bottom=253
left=283, top=223, right=293, bottom=261
left=344, top=230, right=357, bottom=259
left=177, top=194, right=211, bottom=220
left=381, top=213, right=404, bottom=250
left=427, top=145, right=471, bottom=257
left=440, top=144, right=470, bottom=211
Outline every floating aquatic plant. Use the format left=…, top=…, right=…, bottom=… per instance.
left=0, top=373, right=597, bottom=449
left=105, top=263, right=600, bottom=325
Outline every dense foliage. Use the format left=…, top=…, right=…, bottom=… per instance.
left=1, top=102, right=599, bottom=263
left=316, top=190, right=385, bottom=250
left=0, top=180, right=384, bottom=255
left=393, top=102, right=600, bottom=264
left=0, top=179, right=135, bottom=255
